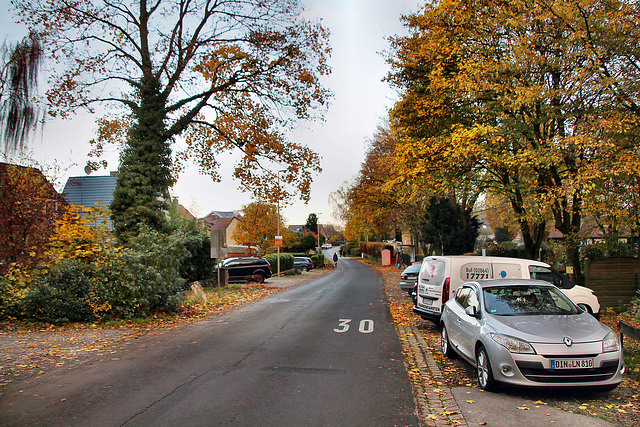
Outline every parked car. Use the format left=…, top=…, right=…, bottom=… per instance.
left=440, top=279, right=623, bottom=391
left=400, top=263, right=422, bottom=295
left=321, top=243, right=332, bottom=249
left=414, top=256, right=600, bottom=323
left=218, top=257, right=272, bottom=283
left=294, top=257, right=314, bottom=272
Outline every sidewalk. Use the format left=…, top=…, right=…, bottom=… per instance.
left=398, top=324, right=468, bottom=426
left=263, top=268, right=329, bottom=289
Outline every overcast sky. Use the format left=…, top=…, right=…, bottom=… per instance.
left=1, top=0, right=421, bottom=227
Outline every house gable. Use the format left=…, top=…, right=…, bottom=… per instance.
left=210, top=216, right=243, bottom=246
left=62, top=173, right=118, bottom=209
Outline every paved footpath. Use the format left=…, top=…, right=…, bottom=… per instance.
left=398, top=324, right=468, bottom=426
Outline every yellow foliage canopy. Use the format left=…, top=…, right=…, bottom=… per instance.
left=386, top=0, right=640, bottom=266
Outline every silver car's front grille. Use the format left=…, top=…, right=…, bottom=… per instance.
left=516, top=360, right=619, bottom=383
left=542, top=354, right=599, bottom=359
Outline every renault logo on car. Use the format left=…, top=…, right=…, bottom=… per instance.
left=563, top=336, right=573, bottom=347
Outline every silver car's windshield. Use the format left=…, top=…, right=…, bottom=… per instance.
left=483, top=285, right=580, bottom=316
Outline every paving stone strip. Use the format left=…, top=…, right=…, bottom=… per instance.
left=398, top=324, right=468, bottom=426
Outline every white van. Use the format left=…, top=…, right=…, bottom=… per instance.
left=413, top=256, right=600, bottom=323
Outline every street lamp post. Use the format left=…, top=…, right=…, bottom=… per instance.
left=317, top=212, right=322, bottom=254
left=277, top=169, right=286, bottom=277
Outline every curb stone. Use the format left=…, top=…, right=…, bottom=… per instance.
left=398, top=324, right=468, bottom=426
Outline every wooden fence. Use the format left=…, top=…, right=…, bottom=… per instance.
left=585, top=257, right=640, bottom=308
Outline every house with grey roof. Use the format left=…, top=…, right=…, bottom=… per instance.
left=202, top=210, right=240, bottom=229
left=62, top=172, right=118, bottom=227
left=62, top=172, right=118, bottom=208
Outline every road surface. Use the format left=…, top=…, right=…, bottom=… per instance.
left=0, top=257, right=418, bottom=426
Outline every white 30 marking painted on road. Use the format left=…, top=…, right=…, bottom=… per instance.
left=358, top=319, right=374, bottom=333
left=333, top=319, right=374, bottom=334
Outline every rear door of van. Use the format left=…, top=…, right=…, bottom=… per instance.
left=415, top=258, right=448, bottom=317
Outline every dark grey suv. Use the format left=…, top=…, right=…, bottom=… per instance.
left=219, top=257, right=272, bottom=283
left=400, top=263, right=421, bottom=295
left=293, top=257, right=314, bottom=272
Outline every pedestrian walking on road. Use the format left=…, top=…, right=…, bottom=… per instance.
left=333, top=252, right=338, bottom=266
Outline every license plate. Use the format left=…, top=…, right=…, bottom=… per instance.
left=421, top=298, right=433, bottom=306
left=551, top=358, right=594, bottom=369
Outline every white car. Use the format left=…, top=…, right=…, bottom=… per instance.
left=321, top=243, right=332, bottom=249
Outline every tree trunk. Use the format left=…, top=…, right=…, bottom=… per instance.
left=517, top=217, right=546, bottom=260
left=508, top=187, right=546, bottom=260
left=552, top=192, right=584, bottom=285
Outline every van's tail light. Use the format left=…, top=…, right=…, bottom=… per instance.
left=401, top=274, right=407, bottom=280
left=442, top=277, right=451, bottom=303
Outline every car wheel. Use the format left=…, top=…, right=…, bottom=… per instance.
left=301, top=267, right=308, bottom=272
left=440, top=325, right=456, bottom=358
left=476, top=346, right=497, bottom=391
left=253, top=272, right=265, bottom=283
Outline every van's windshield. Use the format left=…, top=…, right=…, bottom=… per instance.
left=529, top=266, right=574, bottom=289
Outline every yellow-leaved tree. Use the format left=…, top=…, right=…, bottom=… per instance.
left=386, top=0, right=640, bottom=282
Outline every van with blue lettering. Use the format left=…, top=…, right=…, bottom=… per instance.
left=413, top=256, right=600, bottom=323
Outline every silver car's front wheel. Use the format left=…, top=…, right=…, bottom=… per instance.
left=476, top=346, right=497, bottom=391
left=440, top=326, right=455, bottom=358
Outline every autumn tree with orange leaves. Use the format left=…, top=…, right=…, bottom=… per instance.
left=387, top=0, right=640, bottom=283
left=11, top=0, right=331, bottom=240
left=232, top=201, right=293, bottom=254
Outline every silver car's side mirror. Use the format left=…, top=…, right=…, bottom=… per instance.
left=465, top=305, right=480, bottom=318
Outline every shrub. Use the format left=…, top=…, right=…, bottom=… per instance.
left=483, top=242, right=509, bottom=257
left=114, top=227, right=186, bottom=315
left=22, top=259, right=95, bottom=323
left=310, top=254, right=325, bottom=268
left=178, top=231, right=216, bottom=283
left=0, top=261, right=38, bottom=319
left=5, top=209, right=199, bottom=323
left=581, top=243, right=606, bottom=263
left=359, top=242, right=384, bottom=259
left=18, top=222, right=186, bottom=323
left=541, top=240, right=568, bottom=267
left=494, top=226, right=513, bottom=244
left=91, top=247, right=184, bottom=320
left=265, top=253, right=294, bottom=271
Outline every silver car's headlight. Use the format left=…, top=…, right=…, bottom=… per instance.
left=491, top=333, right=535, bottom=354
left=603, top=331, right=621, bottom=353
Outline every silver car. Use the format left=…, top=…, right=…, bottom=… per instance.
left=400, top=263, right=421, bottom=295
left=441, top=279, right=624, bottom=391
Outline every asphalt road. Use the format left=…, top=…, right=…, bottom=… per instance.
left=0, top=256, right=419, bottom=426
